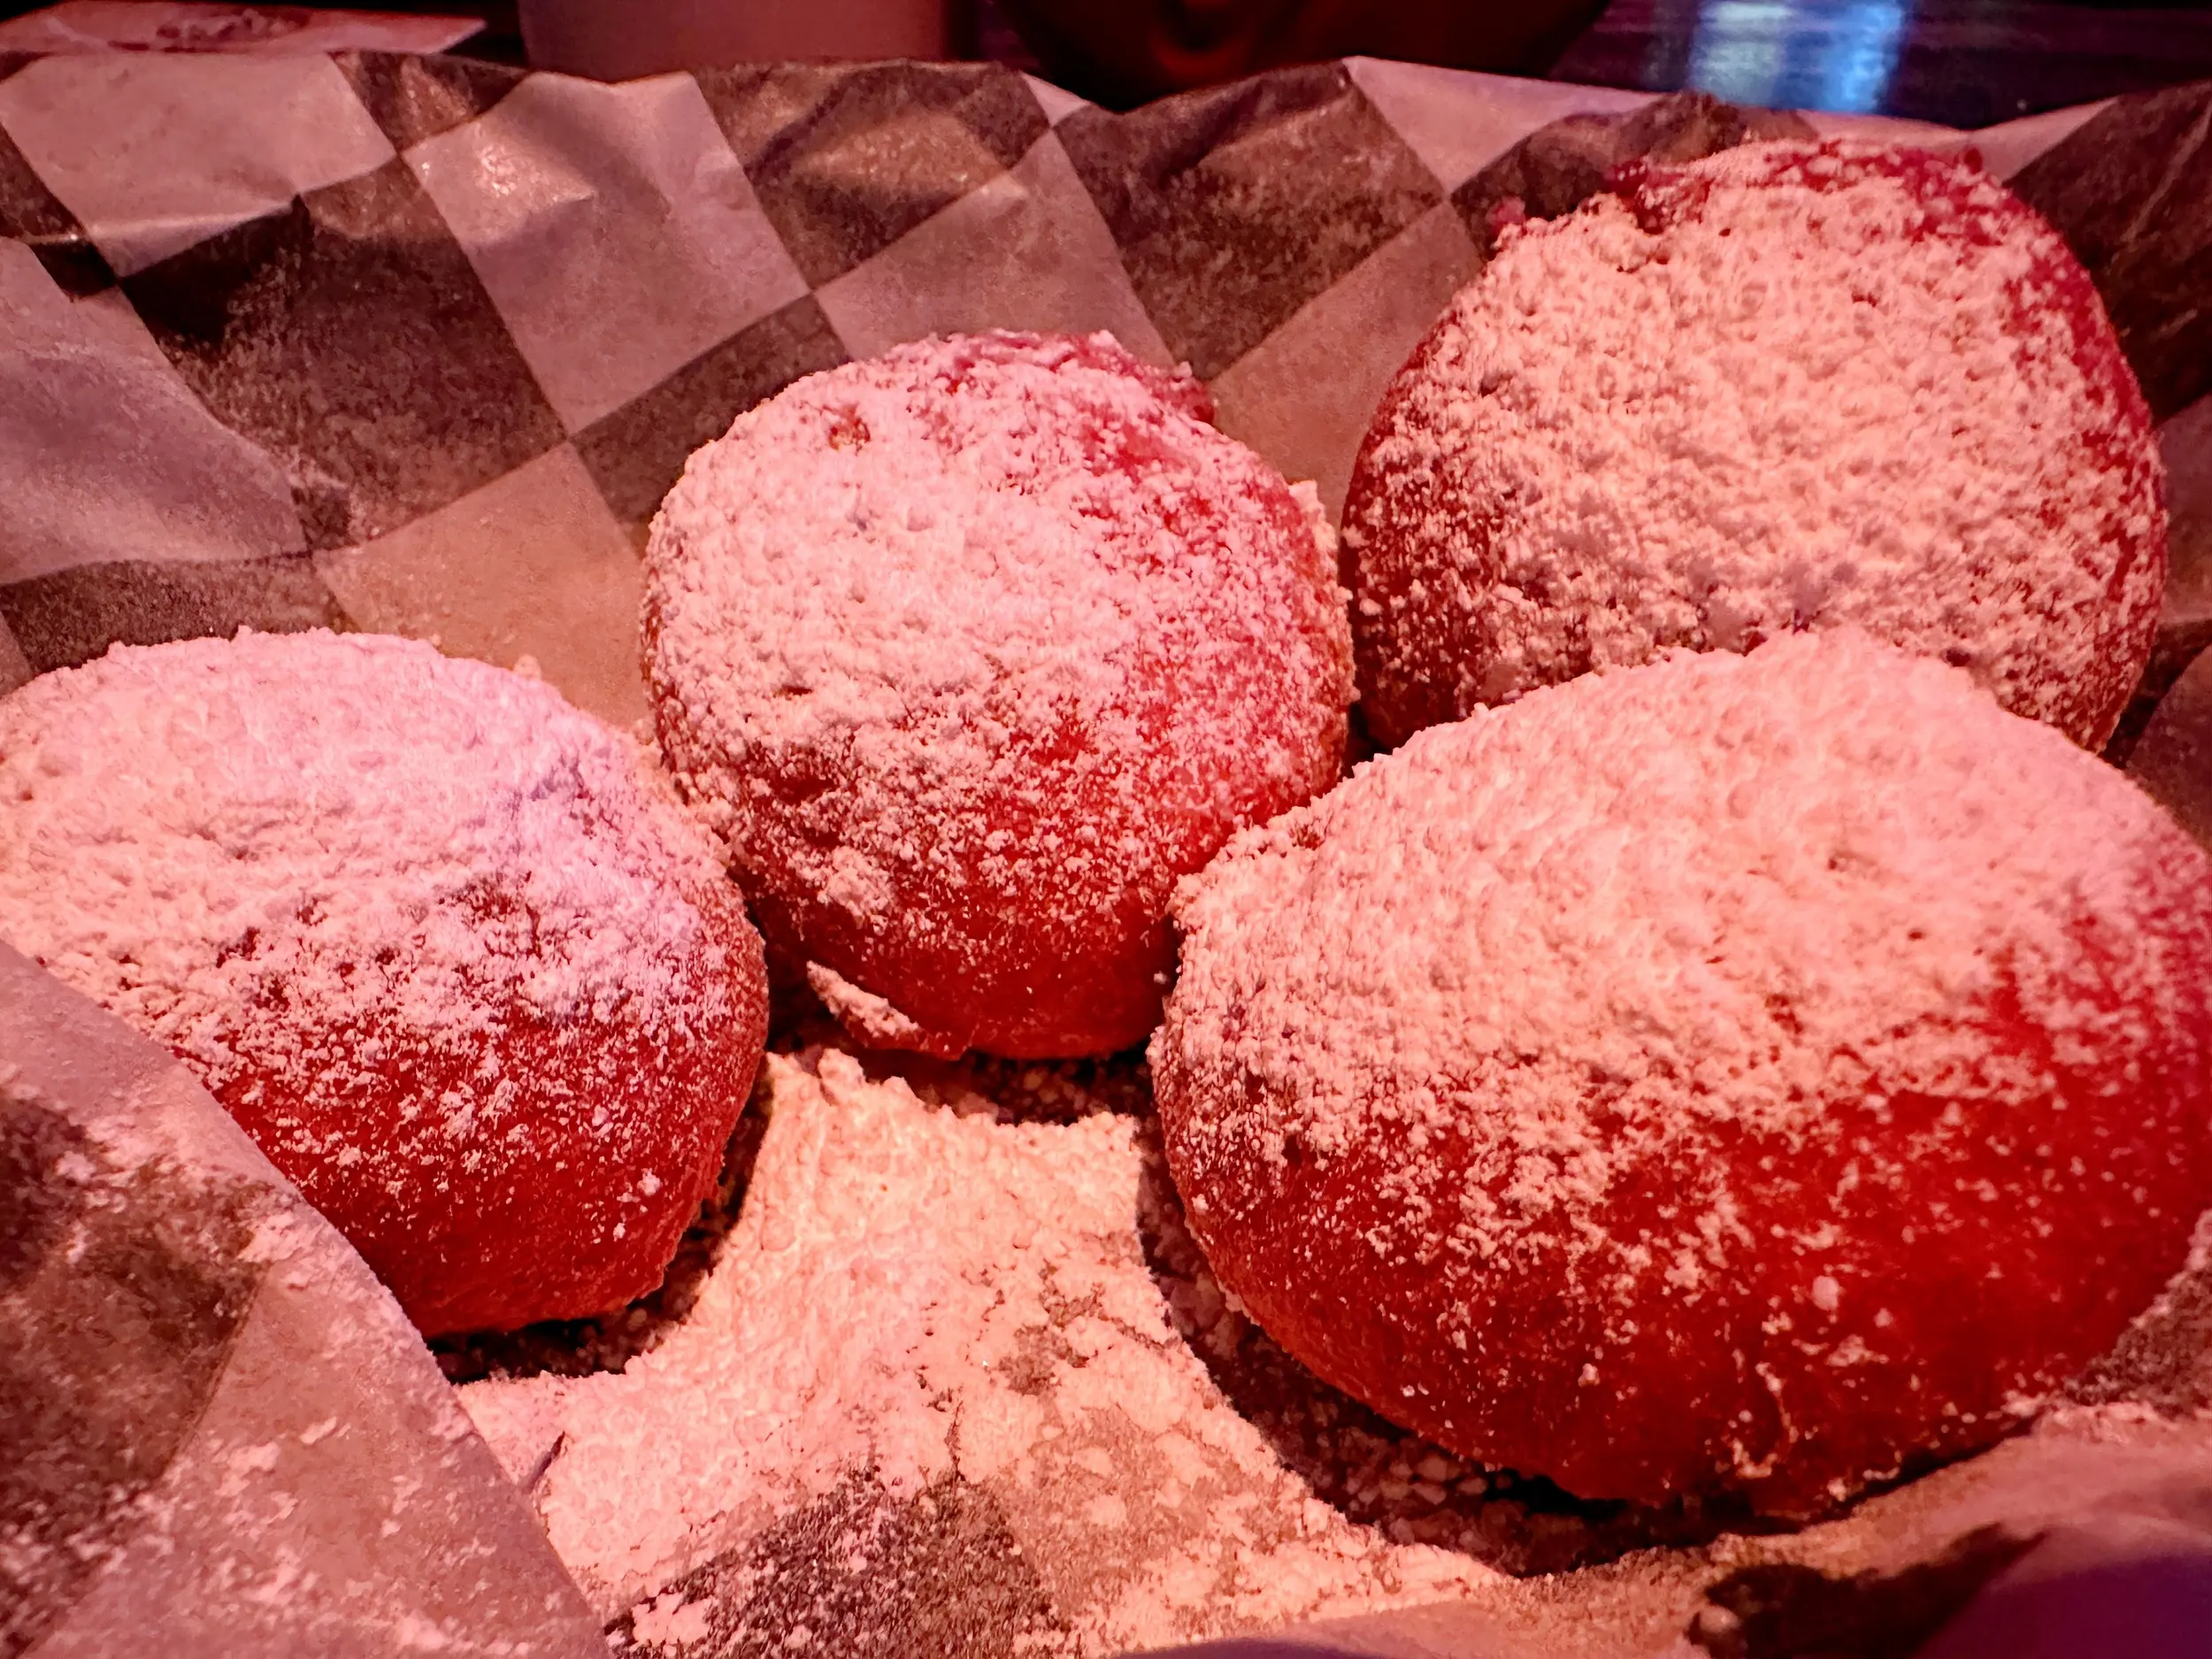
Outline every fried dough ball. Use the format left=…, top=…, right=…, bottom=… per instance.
left=644, top=331, right=1353, bottom=1058
left=0, top=631, right=768, bottom=1336
left=1344, top=141, right=2163, bottom=750
left=1155, top=630, right=2212, bottom=1515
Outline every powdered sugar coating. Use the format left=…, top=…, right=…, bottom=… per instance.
left=645, top=330, right=1354, bottom=1059
left=0, top=630, right=769, bottom=1335
left=1343, top=140, right=2165, bottom=750
left=463, top=1049, right=1488, bottom=1651
left=1153, top=629, right=2212, bottom=1514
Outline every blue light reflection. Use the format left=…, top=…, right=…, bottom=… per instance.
left=1684, top=0, right=1910, bottom=114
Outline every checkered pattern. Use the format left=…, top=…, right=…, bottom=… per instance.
left=6, top=53, right=2212, bottom=1656
left=0, top=940, right=607, bottom=1658
left=0, top=50, right=2206, bottom=733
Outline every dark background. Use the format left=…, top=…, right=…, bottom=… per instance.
left=8, top=1, right=2212, bottom=134
left=1554, top=0, right=2212, bottom=128
left=361, top=0, right=2212, bottom=127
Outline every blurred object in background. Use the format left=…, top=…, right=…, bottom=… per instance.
left=518, top=0, right=955, bottom=79
left=4, top=0, right=2212, bottom=132
left=0, top=0, right=485, bottom=52
left=993, top=0, right=1609, bottom=108
left=1553, top=0, right=2212, bottom=127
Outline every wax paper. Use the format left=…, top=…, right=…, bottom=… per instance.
left=0, top=942, right=607, bottom=1656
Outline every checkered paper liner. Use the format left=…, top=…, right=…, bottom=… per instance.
left=6, top=47, right=2212, bottom=1659
left=1, top=939, right=607, bottom=1659
left=2, top=53, right=2207, bottom=733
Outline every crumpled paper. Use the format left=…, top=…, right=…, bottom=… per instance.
left=4, top=43, right=2212, bottom=1659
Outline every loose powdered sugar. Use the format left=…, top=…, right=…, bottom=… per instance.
left=452, top=1033, right=2212, bottom=1658
left=1343, top=139, right=2165, bottom=749
left=643, top=329, right=1352, bottom=1056
left=460, top=1049, right=1491, bottom=1655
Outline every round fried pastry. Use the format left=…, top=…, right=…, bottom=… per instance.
left=1154, top=629, right=2212, bottom=1515
left=0, top=631, right=768, bottom=1337
left=644, top=330, right=1354, bottom=1059
left=1343, top=140, right=2164, bottom=751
